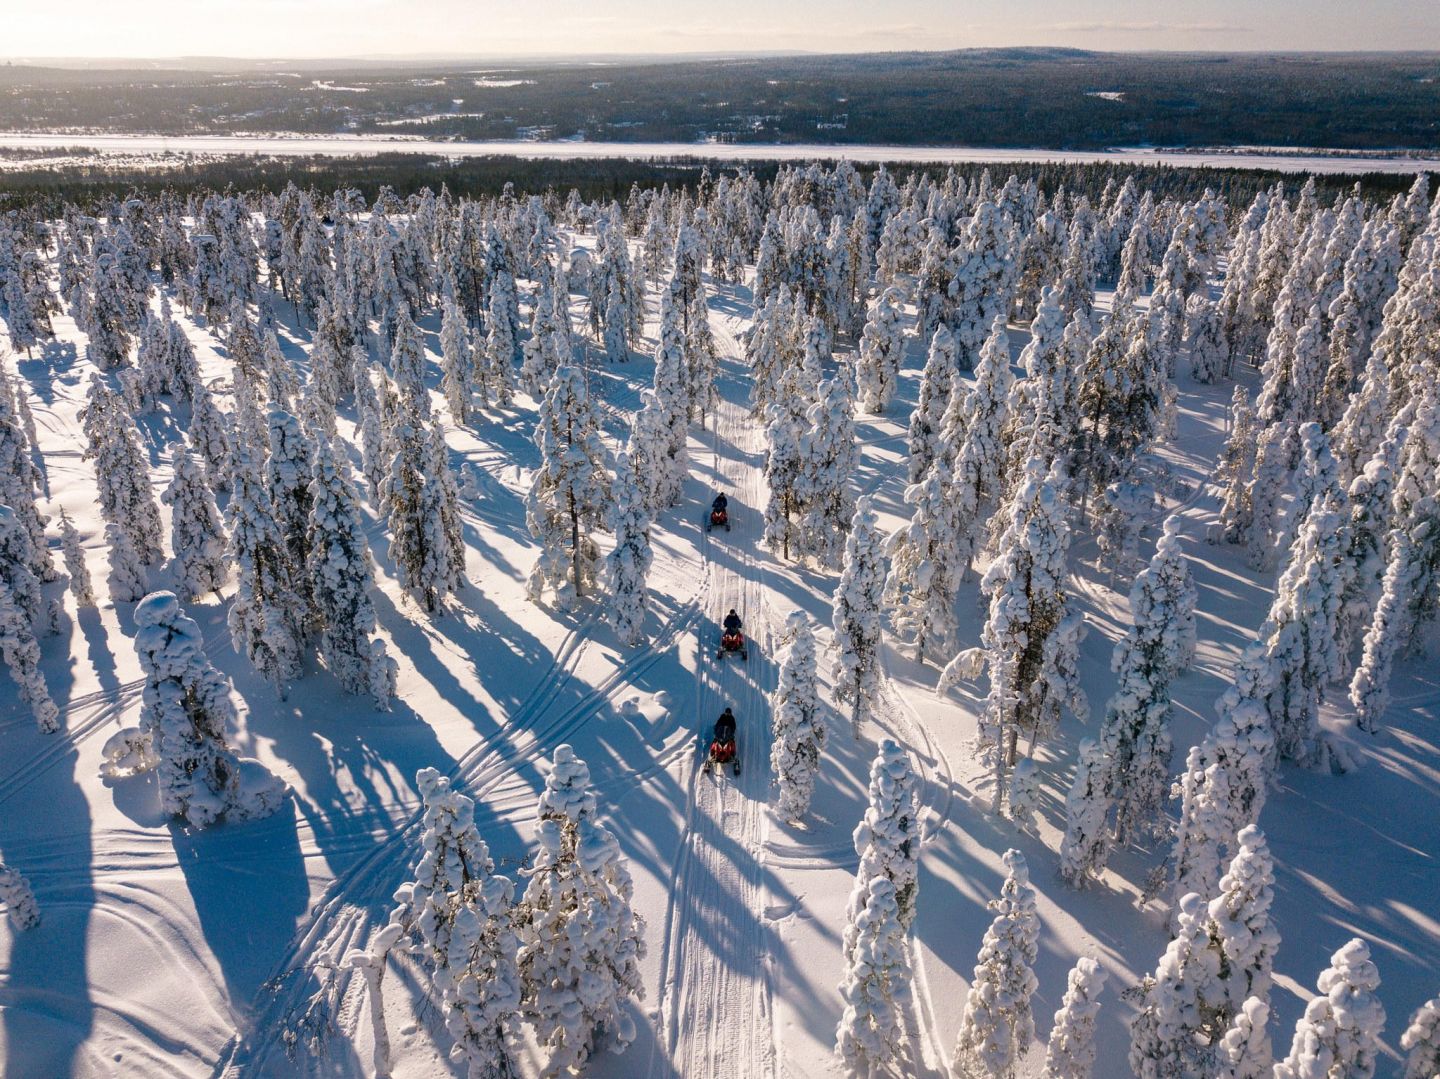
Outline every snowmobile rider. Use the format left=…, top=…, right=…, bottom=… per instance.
left=714, top=707, right=737, bottom=746
left=723, top=609, right=743, bottom=636
left=712, top=492, right=728, bottom=514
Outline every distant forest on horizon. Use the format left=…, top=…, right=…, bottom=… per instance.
left=1, top=48, right=1438, bottom=151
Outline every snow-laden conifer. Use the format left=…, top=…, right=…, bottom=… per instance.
left=58, top=510, right=95, bottom=608
left=951, top=849, right=1040, bottom=1079
left=907, top=326, right=956, bottom=485
left=0, top=574, right=58, bottom=732
left=517, top=745, right=645, bottom=1074
left=1206, top=825, right=1281, bottom=1018
left=771, top=613, right=823, bottom=823
left=885, top=454, right=964, bottom=664
left=381, top=767, right=520, bottom=1078
left=832, top=495, right=886, bottom=729
left=834, top=876, right=913, bottom=1077
left=1128, top=892, right=1226, bottom=1079
left=948, top=314, right=1014, bottom=576
left=1400, top=996, right=1440, bottom=1079
left=798, top=370, right=857, bottom=563
left=104, top=590, right=286, bottom=827
left=944, top=457, right=1085, bottom=811
left=0, top=503, right=56, bottom=635
left=1043, top=956, right=1107, bottom=1079
left=856, top=287, right=905, bottom=414
left=526, top=367, right=610, bottom=608
left=0, top=360, right=53, bottom=582
left=308, top=434, right=395, bottom=708
left=82, top=375, right=164, bottom=566
left=226, top=448, right=304, bottom=692
left=0, top=861, right=40, bottom=929
left=1169, top=646, right=1276, bottom=909
left=188, top=379, right=233, bottom=493
left=846, top=738, right=920, bottom=953
left=1217, top=998, right=1273, bottom=1079
left=162, top=442, right=228, bottom=600
left=104, top=520, right=147, bottom=603
left=1215, top=386, right=1259, bottom=544
left=1274, top=939, right=1386, bottom=1079
left=1187, top=294, right=1227, bottom=384
left=439, top=295, right=476, bottom=424
left=604, top=447, right=651, bottom=646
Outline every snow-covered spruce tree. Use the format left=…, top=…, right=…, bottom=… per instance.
left=763, top=356, right=809, bottom=561
left=0, top=359, right=53, bottom=583
left=104, top=520, right=147, bottom=603
left=1206, top=825, right=1281, bottom=1018
left=352, top=347, right=386, bottom=502
left=950, top=199, right=1015, bottom=371
left=797, top=370, right=857, bottom=564
left=517, top=745, right=645, bottom=1074
left=1243, top=418, right=1292, bottom=570
left=1401, top=996, right=1440, bottom=1079
left=380, top=767, right=520, bottom=1079
left=482, top=288, right=518, bottom=409
left=604, top=448, right=652, bottom=647
left=1128, top=892, right=1227, bottom=1079
left=383, top=385, right=466, bottom=616
left=440, top=295, right=477, bottom=425
left=386, top=304, right=431, bottom=420
left=943, top=457, right=1086, bottom=812
left=0, top=575, right=59, bottom=732
left=951, top=849, right=1040, bottom=1079
left=0, top=859, right=40, bottom=929
left=526, top=366, right=611, bottom=608
left=907, top=326, right=956, bottom=485
left=81, top=375, right=164, bottom=566
left=648, top=287, right=690, bottom=510
left=1169, top=645, right=1276, bottom=910
left=188, top=379, right=233, bottom=493
left=104, top=590, right=286, bottom=828
left=1259, top=495, right=1346, bottom=767
left=948, top=314, right=1014, bottom=577
left=832, top=495, right=886, bottom=730
left=771, top=612, right=823, bottom=823
left=1187, top=293, right=1227, bottom=385
left=1057, top=738, right=1110, bottom=886
left=1217, top=997, right=1273, bottom=1079
left=846, top=738, right=921, bottom=954
left=1060, top=517, right=1189, bottom=881
left=308, top=434, right=395, bottom=709
left=162, top=443, right=228, bottom=600
left=1043, top=956, right=1108, bottom=1079
left=519, top=273, right=573, bottom=398
left=1274, top=939, right=1386, bottom=1079
left=683, top=283, right=719, bottom=427
left=58, top=510, right=96, bottom=608
left=856, top=287, right=906, bottom=414
left=1335, top=429, right=1404, bottom=676
left=265, top=408, right=317, bottom=614
left=0, top=503, right=56, bottom=635
left=834, top=876, right=913, bottom=1077
left=1215, top=386, right=1260, bottom=545
left=885, top=454, right=963, bottom=664
left=226, top=448, right=304, bottom=693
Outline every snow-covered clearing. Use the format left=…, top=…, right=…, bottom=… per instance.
left=0, top=207, right=1437, bottom=1079
left=1, top=132, right=1439, bottom=174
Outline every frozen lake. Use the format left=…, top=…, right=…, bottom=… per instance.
left=2, top=130, right=1438, bottom=174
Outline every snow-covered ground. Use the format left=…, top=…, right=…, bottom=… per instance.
left=2, top=132, right=1439, bottom=174
left=0, top=231, right=1438, bottom=1079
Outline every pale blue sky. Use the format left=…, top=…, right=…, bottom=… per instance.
left=10, top=0, right=1440, bottom=58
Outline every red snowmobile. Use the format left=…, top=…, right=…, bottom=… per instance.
left=707, top=494, right=731, bottom=532
left=708, top=709, right=740, bottom=776
left=717, top=610, right=748, bottom=661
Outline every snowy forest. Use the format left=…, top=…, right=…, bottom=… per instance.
left=0, top=156, right=1438, bottom=1079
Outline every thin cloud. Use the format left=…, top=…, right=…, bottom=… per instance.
left=1045, top=20, right=1248, bottom=33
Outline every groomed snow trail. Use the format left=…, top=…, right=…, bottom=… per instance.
left=651, top=347, right=777, bottom=1079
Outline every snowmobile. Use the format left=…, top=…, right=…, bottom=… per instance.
left=717, top=629, right=748, bottom=661
left=708, top=711, right=741, bottom=776
left=707, top=505, right=731, bottom=532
